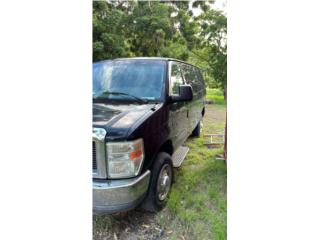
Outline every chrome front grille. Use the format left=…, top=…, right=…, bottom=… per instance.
left=92, top=128, right=107, bottom=179
left=92, top=141, right=97, bottom=171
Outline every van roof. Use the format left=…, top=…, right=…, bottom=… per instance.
left=95, top=57, right=200, bottom=70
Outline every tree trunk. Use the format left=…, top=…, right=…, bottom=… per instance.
left=224, top=117, right=227, bottom=163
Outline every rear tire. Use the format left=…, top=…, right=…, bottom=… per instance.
left=191, top=121, right=201, bottom=137
left=141, top=152, right=173, bottom=212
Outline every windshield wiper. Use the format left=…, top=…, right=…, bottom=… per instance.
left=96, top=91, right=148, bottom=104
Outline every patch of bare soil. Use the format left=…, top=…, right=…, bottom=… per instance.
left=203, top=104, right=226, bottom=125
left=93, top=209, right=170, bottom=240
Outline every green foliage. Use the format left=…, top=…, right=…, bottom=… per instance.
left=125, top=2, right=176, bottom=57
left=206, top=88, right=226, bottom=104
left=208, top=88, right=224, bottom=96
left=93, top=1, right=128, bottom=60
left=93, top=0, right=227, bottom=90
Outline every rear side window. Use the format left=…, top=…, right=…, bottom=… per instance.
left=170, top=62, right=184, bottom=95
left=182, top=64, right=201, bottom=93
left=195, top=68, right=205, bottom=89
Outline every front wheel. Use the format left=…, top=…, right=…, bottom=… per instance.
left=141, top=152, right=173, bottom=212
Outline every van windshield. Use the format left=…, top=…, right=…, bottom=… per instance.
left=93, top=60, right=166, bottom=102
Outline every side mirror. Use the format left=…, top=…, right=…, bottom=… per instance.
left=170, top=85, right=193, bottom=103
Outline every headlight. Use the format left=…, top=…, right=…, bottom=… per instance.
left=106, top=138, right=144, bottom=178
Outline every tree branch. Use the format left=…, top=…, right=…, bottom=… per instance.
left=190, top=50, right=213, bottom=67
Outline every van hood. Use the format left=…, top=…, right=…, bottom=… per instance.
left=93, top=102, right=158, bottom=139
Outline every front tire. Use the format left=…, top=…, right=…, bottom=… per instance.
left=141, top=152, right=173, bottom=212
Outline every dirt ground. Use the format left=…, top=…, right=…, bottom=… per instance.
left=94, top=208, right=182, bottom=240
left=93, top=104, right=227, bottom=240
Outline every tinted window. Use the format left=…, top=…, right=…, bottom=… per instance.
left=195, top=68, right=205, bottom=89
left=182, top=64, right=200, bottom=93
left=93, top=60, right=166, bottom=101
left=170, top=63, right=184, bottom=95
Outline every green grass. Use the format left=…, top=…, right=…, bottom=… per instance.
left=206, top=88, right=226, bottom=105
left=207, top=88, right=224, bottom=96
left=167, top=149, right=227, bottom=239
left=165, top=104, right=227, bottom=240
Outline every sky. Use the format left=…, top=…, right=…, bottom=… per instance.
left=191, top=0, right=227, bottom=16
left=214, top=0, right=227, bottom=12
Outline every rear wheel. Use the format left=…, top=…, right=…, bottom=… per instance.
left=141, top=152, right=173, bottom=212
left=191, top=121, right=201, bottom=137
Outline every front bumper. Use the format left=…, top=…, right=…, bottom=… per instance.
left=93, top=170, right=151, bottom=214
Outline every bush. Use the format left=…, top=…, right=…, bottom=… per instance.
left=206, top=88, right=225, bottom=105
left=207, top=88, right=223, bottom=96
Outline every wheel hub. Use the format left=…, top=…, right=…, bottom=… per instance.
left=157, top=164, right=172, bottom=201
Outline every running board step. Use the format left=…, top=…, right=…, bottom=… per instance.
left=172, top=146, right=190, bottom=168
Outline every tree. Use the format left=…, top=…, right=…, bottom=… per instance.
left=92, top=0, right=227, bottom=94
left=124, top=1, right=176, bottom=56
left=199, top=9, right=227, bottom=95
left=93, top=1, right=128, bottom=61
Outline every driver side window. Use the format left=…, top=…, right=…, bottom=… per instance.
left=170, top=63, right=184, bottom=95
